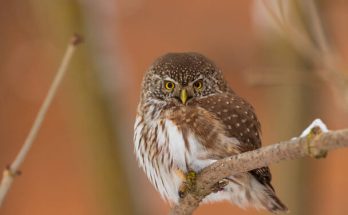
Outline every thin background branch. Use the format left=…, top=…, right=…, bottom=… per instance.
left=0, top=34, right=83, bottom=207
left=251, top=0, right=348, bottom=109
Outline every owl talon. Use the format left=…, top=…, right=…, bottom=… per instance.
left=186, top=170, right=197, bottom=186
left=211, top=178, right=229, bottom=193
left=178, top=170, right=197, bottom=198
left=178, top=187, right=186, bottom=198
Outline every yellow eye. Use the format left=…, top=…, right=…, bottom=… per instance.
left=164, top=81, right=175, bottom=91
left=193, top=80, right=203, bottom=90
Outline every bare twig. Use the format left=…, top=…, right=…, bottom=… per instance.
left=301, top=0, right=348, bottom=109
left=170, top=127, right=348, bottom=215
left=260, top=0, right=348, bottom=109
left=303, top=0, right=330, bottom=54
left=0, top=34, right=83, bottom=207
left=261, top=0, right=319, bottom=59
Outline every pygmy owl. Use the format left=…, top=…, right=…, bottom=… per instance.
left=134, top=53, right=288, bottom=213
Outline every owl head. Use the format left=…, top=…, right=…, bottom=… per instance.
left=141, top=52, right=230, bottom=106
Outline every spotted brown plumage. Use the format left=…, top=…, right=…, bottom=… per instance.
left=134, top=52, right=288, bottom=213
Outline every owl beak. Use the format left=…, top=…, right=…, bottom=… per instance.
left=180, top=89, right=188, bottom=104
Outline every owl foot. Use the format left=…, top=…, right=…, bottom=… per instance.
left=306, top=126, right=328, bottom=159
left=211, top=178, right=229, bottom=193
left=178, top=170, right=197, bottom=198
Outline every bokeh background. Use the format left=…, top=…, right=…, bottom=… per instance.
left=1, top=0, right=348, bottom=215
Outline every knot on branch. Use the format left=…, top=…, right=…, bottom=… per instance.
left=70, top=33, right=84, bottom=46
left=4, top=166, right=21, bottom=178
left=306, top=126, right=328, bottom=159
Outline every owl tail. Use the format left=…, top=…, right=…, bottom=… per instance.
left=264, top=187, right=289, bottom=214
left=207, top=174, right=288, bottom=213
left=257, top=183, right=289, bottom=214
left=245, top=176, right=289, bottom=214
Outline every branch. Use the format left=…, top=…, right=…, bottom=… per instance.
left=0, top=34, right=83, bottom=207
left=170, top=126, right=348, bottom=215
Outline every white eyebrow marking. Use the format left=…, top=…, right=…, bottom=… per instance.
left=163, top=77, right=179, bottom=84
left=189, top=75, right=204, bottom=85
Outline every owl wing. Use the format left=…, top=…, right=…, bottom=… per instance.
left=194, top=93, right=261, bottom=151
left=194, top=93, right=273, bottom=189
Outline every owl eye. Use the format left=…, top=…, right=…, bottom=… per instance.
left=193, top=80, right=203, bottom=90
left=164, top=81, right=175, bottom=91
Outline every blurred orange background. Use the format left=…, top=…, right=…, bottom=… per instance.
left=1, top=0, right=348, bottom=215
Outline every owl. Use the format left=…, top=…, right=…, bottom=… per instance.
left=134, top=53, right=288, bottom=213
